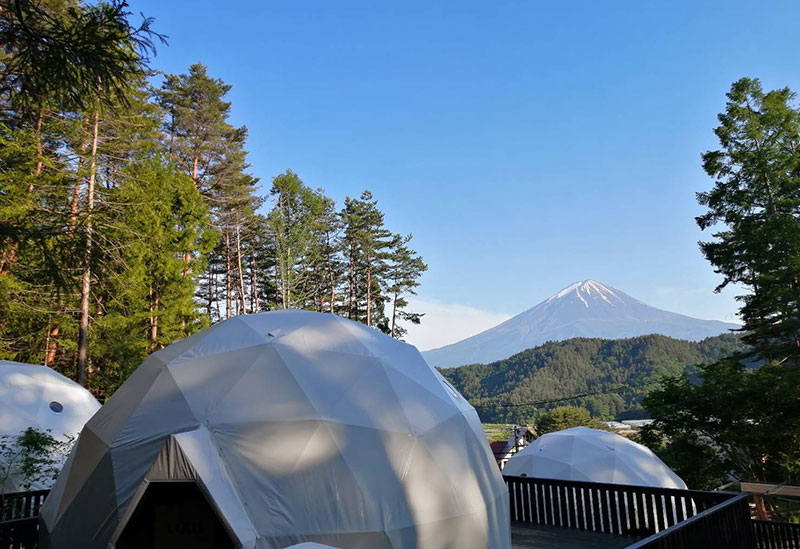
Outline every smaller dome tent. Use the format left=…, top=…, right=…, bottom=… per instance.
left=40, top=310, right=510, bottom=549
left=0, top=361, right=100, bottom=492
left=503, top=426, right=686, bottom=489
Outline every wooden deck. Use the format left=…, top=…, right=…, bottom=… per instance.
left=511, top=522, right=639, bottom=549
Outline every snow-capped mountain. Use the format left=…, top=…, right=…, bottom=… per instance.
left=422, top=280, right=739, bottom=367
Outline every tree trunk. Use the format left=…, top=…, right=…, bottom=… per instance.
left=32, top=111, right=44, bottom=182
left=391, top=290, right=398, bottom=338
left=327, top=232, right=335, bottom=313
left=281, top=246, right=291, bottom=309
left=366, top=258, right=372, bottom=327
left=46, top=136, right=88, bottom=365
left=44, top=295, right=61, bottom=366
left=148, top=285, right=159, bottom=351
left=76, top=111, right=100, bottom=387
left=206, top=263, right=213, bottom=322
left=348, top=246, right=355, bottom=319
left=67, top=144, right=86, bottom=237
left=192, top=156, right=199, bottom=187
left=235, top=223, right=247, bottom=314
left=250, top=253, right=260, bottom=313
left=225, top=230, right=232, bottom=319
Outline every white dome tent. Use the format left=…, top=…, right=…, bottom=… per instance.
left=0, top=360, right=100, bottom=492
left=40, top=310, right=510, bottom=549
left=503, top=426, right=686, bottom=489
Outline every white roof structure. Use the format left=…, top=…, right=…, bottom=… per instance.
left=503, top=426, right=687, bottom=489
left=0, top=361, right=100, bottom=492
left=40, top=310, right=509, bottom=549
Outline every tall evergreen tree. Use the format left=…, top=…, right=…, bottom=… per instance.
left=159, top=63, right=259, bottom=321
left=385, top=234, right=427, bottom=339
left=267, top=170, right=327, bottom=309
left=340, top=191, right=394, bottom=329
left=643, top=78, right=800, bottom=498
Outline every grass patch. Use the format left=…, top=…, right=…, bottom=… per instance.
left=483, top=423, right=512, bottom=442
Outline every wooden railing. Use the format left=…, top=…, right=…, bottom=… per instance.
left=0, top=490, right=49, bottom=549
left=504, top=475, right=734, bottom=538
left=1, top=490, right=48, bottom=523
left=626, top=493, right=752, bottom=549
left=753, top=519, right=800, bottom=548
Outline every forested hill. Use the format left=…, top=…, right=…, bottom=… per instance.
left=439, top=333, right=746, bottom=423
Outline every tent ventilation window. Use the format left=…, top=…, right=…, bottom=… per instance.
left=49, top=401, right=64, bottom=413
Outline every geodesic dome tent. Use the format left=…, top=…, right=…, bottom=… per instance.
left=503, top=426, right=686, bottom=489
left=0, top=361, right=100, bottom=492
left=40, top=310, right=510, bottom=549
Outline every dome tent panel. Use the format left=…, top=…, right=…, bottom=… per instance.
left=40, top=427, right=110, bottom=521
left=40, top=310, right=510, bottom=549
left=89, top=355, right=166, bottom=446
left=166, top=345, right=275, bottom=421
left=208, top=346, right=319, bottom=425
left=267, top=344, right=414, bottom=432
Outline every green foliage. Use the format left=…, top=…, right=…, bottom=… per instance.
left=536, top=406, right=606, bottom=435
left=0, top=0, right=165, bottom=112
left=697, top=77, right=800, bottom=362
left=90, top=159, right=214, bottom=393
left=644, top=356, right=800, bottom=487
left=0, top=427, right=73, bottom=494
left=0, top=6, right=427, bottom=400
left=441, top=333, right=745, bottom=424
left=268, top=170, right=330, bottom=309
left=385, top=234, right=427, bottom=339
left=645, top=78, right=800, bottom=489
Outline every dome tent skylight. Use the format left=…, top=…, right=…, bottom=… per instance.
left=40, top=310, right=510, bottom=549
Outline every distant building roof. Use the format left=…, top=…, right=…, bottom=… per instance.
left=622, top=419, right=654, bottom=428
left=603, top=421, right=631, bottom=431
left=490, top=441, right=508, bottom=457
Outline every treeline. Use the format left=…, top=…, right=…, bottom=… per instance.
left=0, top=1, right=425, bottom=397
left=440, top=333, right=746, bottom=423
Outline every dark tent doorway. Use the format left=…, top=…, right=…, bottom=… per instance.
left=117, top=481, right=235, bottom=549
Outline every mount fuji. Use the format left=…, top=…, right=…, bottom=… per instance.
left=421, top=280, right=739, bottom=367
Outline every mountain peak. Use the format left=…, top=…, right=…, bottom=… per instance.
left=422, top=280, right=739, bottom=367
left=547, top=279, right=623, bottom=307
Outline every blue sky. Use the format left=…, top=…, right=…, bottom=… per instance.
left=133, top=0, right=800, bottom=349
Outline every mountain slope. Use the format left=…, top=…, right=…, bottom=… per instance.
left=423, top=280, right=739, bottom=367
left=440, top=333, right=746, bottom=423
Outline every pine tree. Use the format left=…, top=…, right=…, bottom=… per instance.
left=159, top=63, right=259, bottom=321
left=385, top=234, right=427, bottom=339
left=267, top=170, right=328, bottom=309
left=644, top=78, right=800, bottom=497
left=91, top=158, right=212, bottom=395
left=697, top=78, right=800, bottom=362
left=340, top=191, right=394, bottom=329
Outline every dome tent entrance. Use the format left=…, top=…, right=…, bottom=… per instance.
left=503, top=426, right=686, bottom=489
left=41, top=310, right=510, bottom=549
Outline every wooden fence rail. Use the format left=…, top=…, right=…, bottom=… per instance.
left=626, top=493, right=753, bottom=549
left=504, top=475, right=734, bottom=538
left=754, top=519, right=800, bottom=549
left=0, top=490, right=49, bottom=549
left=0, top=491, right=48, bottom=523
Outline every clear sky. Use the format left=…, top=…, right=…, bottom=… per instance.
left=132, top=0, right=800, bottom=350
